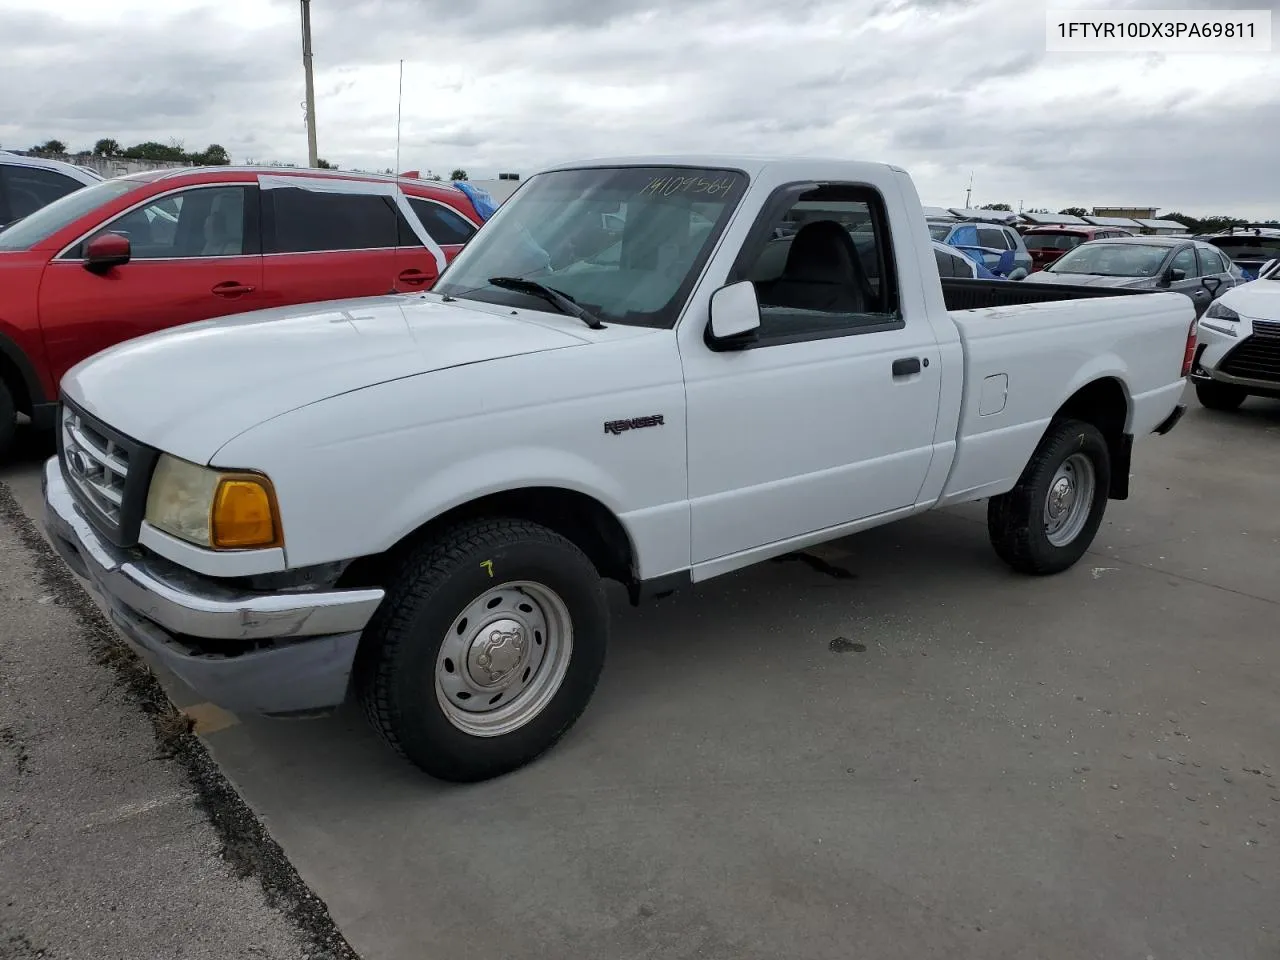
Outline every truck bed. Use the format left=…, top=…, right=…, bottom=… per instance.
left=941, top=278, right=1154, bottom=312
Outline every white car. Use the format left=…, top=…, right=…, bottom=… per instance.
left=1190, top=257, right=1280, bottom=410
left=44, top=154, right=1193, bottom=783
left=0, top=151, right=102, bottom=228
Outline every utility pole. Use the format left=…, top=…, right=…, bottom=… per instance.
left=964, top=170, right=974, bottom=209
left=300, top=0, right=318, bottom=167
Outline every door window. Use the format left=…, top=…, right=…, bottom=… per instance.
left=735, top=184, right=901, bottom=341
left=406, top=197, right=477, bottom=246
left=1, top=165, right=85, bottom=220
left=1170, top=246, right=1198, bottom=277
left=1196, top=246, right=1225, bottom=275
left=79, top=186, right=253, bottom=259
left=977, top=227, right=1009, bottom=250
left=266, top=188, right=400, bottom=252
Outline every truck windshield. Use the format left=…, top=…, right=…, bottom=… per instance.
left=0, top=178, right=142, bottom=252
left=1047, top=242, right=1170, bottom=277
left=433, top=165, right=748, bottom=328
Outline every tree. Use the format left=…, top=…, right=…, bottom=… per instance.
left=979, top=202, right=1012, bottom=211
left=32, top=139, right=67, bottom=155
left=1026, top=207, right=1051, bottom=214
left=450, top=168, right=468, bottom=181
left=192, top=143, right=230, bottom=165
left=315, top=158, right=336, bottom=169
left=93, top=138, right=120, bottom=157
left=1058, top=207, right=1088, bottom=217
left=122, top=140, right=186, bottom=162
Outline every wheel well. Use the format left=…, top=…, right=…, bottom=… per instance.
left=337, top=487, right=637, bottom=592
left=0, top=349, right=33, bottom=415
left=1052, top=377, right=1131, bottom=499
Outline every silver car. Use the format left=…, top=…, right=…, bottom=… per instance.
left=1024, top=235, right=1238, bottom=318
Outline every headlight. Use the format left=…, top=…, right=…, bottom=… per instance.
left=1205, top=301, right=1240, bottom=322
left=144, top=454, right=282, bottom=550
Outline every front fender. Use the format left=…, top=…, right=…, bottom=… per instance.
left=212, top=341, right=691, bottom=576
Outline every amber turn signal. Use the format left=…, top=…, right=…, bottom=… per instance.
left=211, top=476, right=282, bottom=549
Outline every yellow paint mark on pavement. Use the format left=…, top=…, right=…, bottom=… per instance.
left=182, top=702, right=240, bottom=736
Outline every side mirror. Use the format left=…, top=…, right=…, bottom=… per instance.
left=1169, top=268, right=1187, bottom=282
left=706, top=280, right=761, bottom=348
left=84, top=233, right=131, bottom=273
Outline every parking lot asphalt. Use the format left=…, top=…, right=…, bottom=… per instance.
left=2, top=388, right=1279, bottom=960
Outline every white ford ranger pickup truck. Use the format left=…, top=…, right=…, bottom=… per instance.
left=43, top=155, right=1193, bottom=783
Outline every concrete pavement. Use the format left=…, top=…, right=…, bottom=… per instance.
left=0, top=445, right=356, bottom=960
left=2, top=393, right=1279, bottom=960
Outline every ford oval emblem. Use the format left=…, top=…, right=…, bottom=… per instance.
left=66, top=448, right=88, bottom=476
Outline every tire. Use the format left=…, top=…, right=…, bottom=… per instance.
left=1195, top=380, right=1247, bottom=412
left=355, top=517, right=609, bottom=783
left=987, top=418, right=1111, bottom=576
left=0, top=379, right=16, bottom=462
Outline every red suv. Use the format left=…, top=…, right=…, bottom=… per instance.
left=0, top=166, right=484, bottom=456
left=1023, top=224, right=1134, bottom=272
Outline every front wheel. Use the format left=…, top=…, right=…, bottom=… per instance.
left=1195, top=380, right=1247, bottom=411
left=988, top=419, right=1111, bottom=575
left=0, top=379, right=15, bottom=461
left=355, top=518, right=609, bottom=783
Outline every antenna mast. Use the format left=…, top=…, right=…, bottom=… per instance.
left=395, top=59, right=404, bottom=176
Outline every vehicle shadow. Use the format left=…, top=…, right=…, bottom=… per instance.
left=2, top=421, right=56, bottom=464
left=212, top=507, right=1024, bottom=801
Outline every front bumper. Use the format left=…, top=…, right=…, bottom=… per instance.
left=42, top=457, right=385, bottom=715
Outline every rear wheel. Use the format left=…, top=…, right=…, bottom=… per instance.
left=0, top=379, right=16, bottom=461
left=1195, top=380, right=1247, bottom=411
left=355, top=518, right=609, bottom=783
left=988, top=419, right=1111, bottom=575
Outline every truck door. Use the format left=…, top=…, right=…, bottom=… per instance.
left=681, top=181, right=943, bottom=565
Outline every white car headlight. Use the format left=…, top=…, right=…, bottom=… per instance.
left=1205, top=301, right=1239, bottom=322
left=1200, top=300, right=1241, bottom=337
left=145, top=453, right=283, bottom=550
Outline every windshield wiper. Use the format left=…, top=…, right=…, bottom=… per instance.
left=487, top=276, right=605, bottom=330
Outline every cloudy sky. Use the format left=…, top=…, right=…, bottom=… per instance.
left=2, top=0, right=1277, bottom=217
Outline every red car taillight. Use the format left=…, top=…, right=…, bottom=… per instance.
left=1182, top=317, right=1198, bottom=377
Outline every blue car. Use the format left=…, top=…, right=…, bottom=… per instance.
left=927, top=217, right=1032, bottom=279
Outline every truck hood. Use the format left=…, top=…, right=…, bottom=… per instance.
left=1024, top=272, right=1156, bottom=289
left=1220, top=279, right=1280, bottom=320
left=61, top=293, right=590, bottom=464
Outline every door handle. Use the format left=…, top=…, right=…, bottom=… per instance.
left=397, top=268, right=432, bottom=286
left=212, top=281, right=255, bottom=297
left=892, top=357, right=922, bottom=377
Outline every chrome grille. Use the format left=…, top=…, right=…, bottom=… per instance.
left=61, top=405, right=130, bottom=526
left=1219, top=323, right=1280, bottom=384
left=56, top=399, right=158, bottom=548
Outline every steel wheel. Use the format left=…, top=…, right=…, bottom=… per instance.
left=434, top=580, right=573, bottom=738
left=1043, top=452, right=1096, bottom=547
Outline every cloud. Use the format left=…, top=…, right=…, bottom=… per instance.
left=1, top=0, right=1276, bottom=216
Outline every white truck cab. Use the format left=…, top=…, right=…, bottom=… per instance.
left=44, top=155, right=1193, bottom=782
